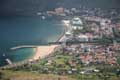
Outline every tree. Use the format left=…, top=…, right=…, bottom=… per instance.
left=117, top=57, right=120, bottom=65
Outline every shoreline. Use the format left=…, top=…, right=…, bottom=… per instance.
left=28, top=20, right=69, bottom=62
left=0, top=20, right=70, bottom=68
left=28, top=45, right=58, bottom=62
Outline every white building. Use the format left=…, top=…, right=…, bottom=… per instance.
left=77, top=34, right=89, bottom=42
left=65, top=31, right=72, bottom=38
left=65, top=31, right=72, bottom=35
left=71, top=17, right=83, bottom=30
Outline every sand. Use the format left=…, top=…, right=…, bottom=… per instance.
left=29, top=45, right=58, bottom=61
left=0, top=20, right=70, bottom=69
left=29, top=20, right=70, bottom=62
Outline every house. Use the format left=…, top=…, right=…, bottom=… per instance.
left=80, top=54, right=93, bottom=64
left=55, top=7, right=66, bottom=16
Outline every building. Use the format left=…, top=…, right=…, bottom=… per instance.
left=55, top=7, right=66, bottom=16
left=116, top=23, right=120, bottom=32
left=77, top=34, right=89, bottom=42
left=71, top=17, right=83, bottom=30
left=65, top=31, right=72, bottom=38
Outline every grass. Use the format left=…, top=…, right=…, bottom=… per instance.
left=1, top=70, right=119, bottom=80
left=0, top=70, right=75, bottom=80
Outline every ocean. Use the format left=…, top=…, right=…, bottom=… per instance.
left=0, top=16, right=64, bottom=66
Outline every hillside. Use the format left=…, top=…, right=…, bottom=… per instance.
left=0, top=0, right=120, bottom=16
left=0, top=70, right=75, bottom=80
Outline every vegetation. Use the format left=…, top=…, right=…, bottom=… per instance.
left=3, top=49, right=119, bottom=80
left=0, top=70, right=75, bottom=80
left=117, top=57, right=120, bottom=65
left=1, top=67, right=120, bottom=80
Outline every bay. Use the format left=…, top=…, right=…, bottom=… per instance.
left=0, top=16, right=64, bottom=66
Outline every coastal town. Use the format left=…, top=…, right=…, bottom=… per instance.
left=1, top=6, right=120, bottom=80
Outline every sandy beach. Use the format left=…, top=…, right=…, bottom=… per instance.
left=29, top=20, right=70, bottom=62
left=0, top=20, right=70, bottom=68
left=29, top=45, right=58, bottom=61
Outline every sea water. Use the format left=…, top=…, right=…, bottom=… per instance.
left=0, top=16, right=64, bottom=66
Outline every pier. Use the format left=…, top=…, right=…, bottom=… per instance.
left=5, top=58, right=12, bottom=65
left=1, top=53, right=13, bottom=67
left=10, top=45, right=37, bottom=50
